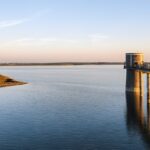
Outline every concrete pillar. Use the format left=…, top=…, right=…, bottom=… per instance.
left=126, top=70, right=143, bottom=94
left=147, top=73, right=150, bottom=103
left=140, top=71, right=144, bottom=96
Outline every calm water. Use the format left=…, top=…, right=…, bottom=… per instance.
left=0, top=65, right=149, bottom=150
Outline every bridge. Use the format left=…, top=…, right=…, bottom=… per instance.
left=124, top=62, right=150, bottom=73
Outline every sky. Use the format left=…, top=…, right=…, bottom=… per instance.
left=0, top=0, right=150, bottom=62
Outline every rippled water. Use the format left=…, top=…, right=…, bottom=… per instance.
left=0, top=65, right=149, bottom=150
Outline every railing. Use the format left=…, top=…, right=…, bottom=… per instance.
left=124, top=63, right=150, bottom=71
left=143, top=63, right=150, bottom=70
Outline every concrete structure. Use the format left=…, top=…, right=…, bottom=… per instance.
left=125, top=53, right=144, bottom=93
left=125, top=54, right=150, bottom=145
left=124, top=53, right=150, bottom=102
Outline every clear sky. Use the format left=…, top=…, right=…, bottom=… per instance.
left=0, top=0, right=150, bottom=62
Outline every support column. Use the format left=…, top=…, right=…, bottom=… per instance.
left=147, top=73, right=150, bottom=103
left=126, top=70, right=143, bottom=93
left=140, top=71, right=144, bottom=96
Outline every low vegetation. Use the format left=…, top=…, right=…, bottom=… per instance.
left=0, top=75, right=27, bottom=87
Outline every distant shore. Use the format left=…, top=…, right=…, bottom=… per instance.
left=0, top=62, right=124, bottom=66
left=0, top=75, right=27, bottom=88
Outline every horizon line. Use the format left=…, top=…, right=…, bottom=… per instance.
left=0, top=62, right=124, bottom=66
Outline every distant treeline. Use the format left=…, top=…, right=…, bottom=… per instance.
left=0, top=62, right=124, bottom=66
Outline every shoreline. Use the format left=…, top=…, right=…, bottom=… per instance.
left=0, top=75, right=27, bottom=88
left=0, top=62, right=124, bottom=66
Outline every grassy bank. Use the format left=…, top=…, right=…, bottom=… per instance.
left=0, top=75, right=27, bottom=87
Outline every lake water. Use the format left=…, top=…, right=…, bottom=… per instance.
left=0, top=65, right=149, bottom=150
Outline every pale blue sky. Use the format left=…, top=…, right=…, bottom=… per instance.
left=0, top=0, right=150, bottom=62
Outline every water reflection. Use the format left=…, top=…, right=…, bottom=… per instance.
left=126, top=92, right=150, bottom=147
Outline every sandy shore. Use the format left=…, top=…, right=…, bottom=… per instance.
left=0, top=74, right=27, bottom=88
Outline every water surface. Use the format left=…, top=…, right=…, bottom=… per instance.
left=0, top=65, right=148, bottom=150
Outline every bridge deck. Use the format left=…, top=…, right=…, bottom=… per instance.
left=124, top=63, right=150, bottom=73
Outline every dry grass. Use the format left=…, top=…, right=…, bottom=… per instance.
left=0, top=74, right=27, bottom=87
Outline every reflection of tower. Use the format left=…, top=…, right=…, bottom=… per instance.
left=126, top=92, right=144, bottom=129
left=147, top=104, right=150, bottom=132
left=125, top=53, right=144, bottom=94
left=126, top=93, right=150, bottom=147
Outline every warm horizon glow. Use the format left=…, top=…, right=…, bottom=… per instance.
left=0, top=0, right=150, bottom=62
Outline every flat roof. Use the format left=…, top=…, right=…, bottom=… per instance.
left=126, top=53, right=144, bottom=55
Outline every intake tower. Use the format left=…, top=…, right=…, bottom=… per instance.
left=124, top=53, right=150, bottom=102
